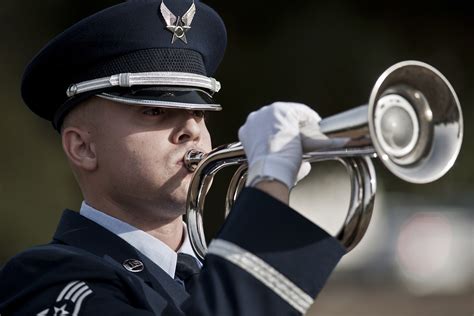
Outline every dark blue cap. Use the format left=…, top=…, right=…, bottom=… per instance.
left=21, top=0, right=227, bottom=130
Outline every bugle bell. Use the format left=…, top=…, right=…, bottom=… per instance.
left=184, top=60, right=463, bottom=260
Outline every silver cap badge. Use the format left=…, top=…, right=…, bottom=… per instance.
left=160, top=0, right=196, bottom=44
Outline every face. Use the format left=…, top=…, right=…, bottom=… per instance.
left=90, top=98, right=212, bottom=219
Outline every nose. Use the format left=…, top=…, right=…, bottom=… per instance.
left=172, top=111, right=203, bottom=144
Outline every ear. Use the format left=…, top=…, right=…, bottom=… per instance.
left=62, top=127, right=98, bottom=172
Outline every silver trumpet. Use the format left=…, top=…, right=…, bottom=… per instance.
left=184, top=60, right=463, bottom=260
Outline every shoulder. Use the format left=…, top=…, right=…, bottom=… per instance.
left=0, top=242, right=131, bottom=291
left=0, top=244, right=128, bottom=315
left=5, top=242, right=93, bottom=261
left=0, top=243, right=178, bottom=315
left=1, top=243, right=116, bottom=279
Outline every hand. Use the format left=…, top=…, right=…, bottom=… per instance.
left=238, top=102, right=323, bottom=190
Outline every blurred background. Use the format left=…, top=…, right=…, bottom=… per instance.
left=0, top=0, right=472, bottom=315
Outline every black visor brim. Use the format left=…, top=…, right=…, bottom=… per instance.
left=98, top=86, right=222, bottom=111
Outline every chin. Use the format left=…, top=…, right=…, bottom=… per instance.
left=150, top=170, right=193, bottom=215
left=167, top=186, right=190, bottom=210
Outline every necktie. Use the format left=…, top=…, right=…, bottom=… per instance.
left=175, top=253, right=201, bottom=293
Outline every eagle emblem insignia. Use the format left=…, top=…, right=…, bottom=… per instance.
left=160, top=0, right=196, bottom=44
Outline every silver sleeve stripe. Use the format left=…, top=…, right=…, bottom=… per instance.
left=56, top=280, right=92, bottom=303
left=56, top=280, right=80, bottom=302
left=71, top=284, right=89, bottom=302
left=36, top=281, right=94, bottom=316
left=36, top=308, right=50, bottom=315
left=208, top=239, right=314, bottom=314
left=72, top=289, right=93, bottom=316
left=65, top=281, right=87, bottom=301
left=66, top=71, right=221, bottom=97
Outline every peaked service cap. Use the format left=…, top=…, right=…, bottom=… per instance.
left=21, top=0, right=227, bottom=130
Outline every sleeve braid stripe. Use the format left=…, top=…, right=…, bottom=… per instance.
left=73, top=289, right=93, bottom=316
left=208, top=239, right=314, bottom=314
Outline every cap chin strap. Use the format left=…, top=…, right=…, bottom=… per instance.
left=66, top=71, right=221, bottom=97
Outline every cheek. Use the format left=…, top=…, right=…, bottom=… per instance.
left=122, top=135, right=170, bottom=170
left=201, top=126, right=212, bottom=151
left=98, top=133, right=170, bottom=179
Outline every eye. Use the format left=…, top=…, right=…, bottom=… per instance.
left=191, top=110, right=205, bottom=118
left=143, top=107, right=166, bottom=116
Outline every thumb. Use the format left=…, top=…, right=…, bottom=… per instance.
left=295, top=161, right=311, bottom=185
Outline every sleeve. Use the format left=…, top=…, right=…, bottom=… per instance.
left=185, top=187, right=346, bottom=316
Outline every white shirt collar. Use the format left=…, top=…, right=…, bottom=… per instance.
left=79, top=201, right=201, bottom=278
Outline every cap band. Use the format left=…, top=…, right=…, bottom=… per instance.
left=66, top=71, right=221, bottom=97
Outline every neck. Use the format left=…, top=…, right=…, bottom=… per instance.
left=84, top=197, right=185, bottom=251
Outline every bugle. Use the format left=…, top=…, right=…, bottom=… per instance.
left=184, top=60, right=463, bottom=260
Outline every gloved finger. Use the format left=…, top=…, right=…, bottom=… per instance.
left=238, top=102, right=307, bottom=189
left=284, top=103, right=346, bottom=151
left=285, top=103, right=322, bottom=130
left=295, top=161, right=311, bottom=184
left=300, top=120, right=350, bottom=152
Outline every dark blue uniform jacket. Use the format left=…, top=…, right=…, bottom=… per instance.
left=0, top=188, right=345, bottom=315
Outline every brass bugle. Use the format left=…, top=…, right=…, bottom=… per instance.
left=184, top=61, right=464, bottom=260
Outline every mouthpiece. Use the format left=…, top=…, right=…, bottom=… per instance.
left=184, top=149, right=206, bottom=171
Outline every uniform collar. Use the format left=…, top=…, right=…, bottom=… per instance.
left=52, top=209, right=190, bottom=304
left=79, top=201, right=201, bottom=279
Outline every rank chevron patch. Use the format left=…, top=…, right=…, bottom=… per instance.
left=36, top=281, right=93, bottom=316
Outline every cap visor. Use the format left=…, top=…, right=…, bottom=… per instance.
left=97, top=86, right=221, bottom=111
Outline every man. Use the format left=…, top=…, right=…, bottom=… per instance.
left=0, top=0, right=345, bottom=315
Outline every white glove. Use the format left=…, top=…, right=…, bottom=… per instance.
left=238, top=102, right=325, bottom=189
